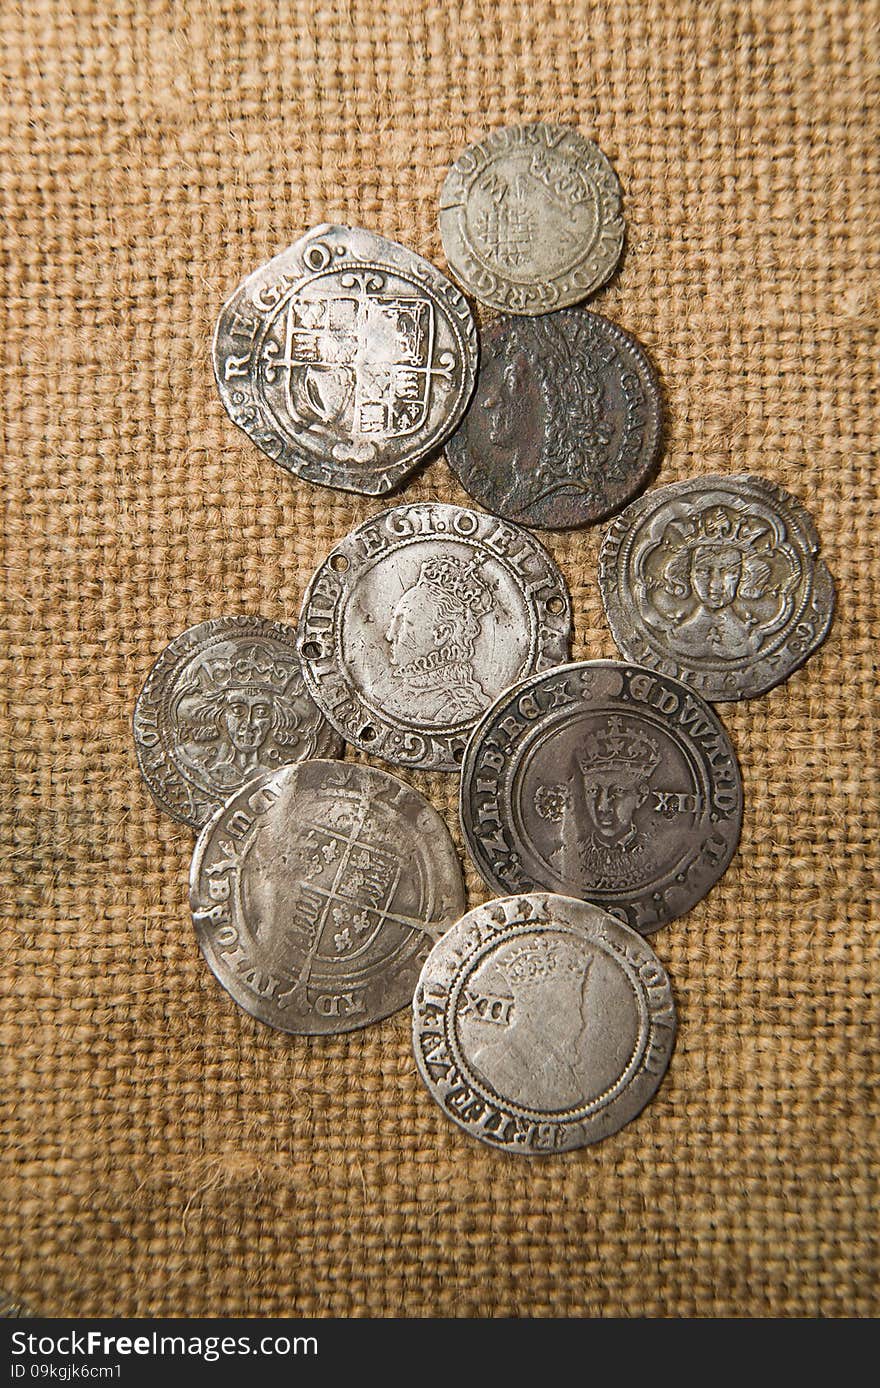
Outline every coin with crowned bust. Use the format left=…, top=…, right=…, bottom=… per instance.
left=413, top=892, right=676, bottom=1154
left=444, top=309, right=662, bottom=530
left=133, top=616, right=344, bottom=829
left=460, top=661, right=742, bottom=934
left=439, top=123, right=624, bottom=315
left=598, top=474, right=835, bottom=700
left=213, top=224, right=478, bottom=496
left=297, top=502, right=572, bottom=771
left=190, top=760, right=466, bottom=1034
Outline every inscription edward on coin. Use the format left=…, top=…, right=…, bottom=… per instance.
left=440, top=123, right=624, bottom=315
left=297, top=502, right=572, bottom=770
left=133, top=616, right=343, bottom=829
left=190, top=760, right=466, bottom=1034
left=213, top=224, right=478, bottom=495
left=461, top=661, right=743, bottom=933
left=599, top=474, right=835, bottom=700
left=413, top=893, right=676, bottom=1154
left=445, top=309, right=662, bottom=529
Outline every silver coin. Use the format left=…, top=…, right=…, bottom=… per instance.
left=297, top=502, right=573, bottom=771
left=133, top=616, right=344, bottom=829
left=190, top=760, right=466, bottom=1035
left=461, top=661, right=742, bottom=933
left=413, top=892, right=676, bottom=1154
left=439, top=123, right=624, bottom=315
left=213, top=224, right=478, bottom=496
left=599, top=474, right=835, bottom=700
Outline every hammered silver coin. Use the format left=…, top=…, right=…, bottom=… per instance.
left=461, top=661, right=742, bottom=934
left=413, top=892, right=676, bottom=1154
left=133, top=616, right=344, bottom=829
left=599, top=474, right=835, bottom=700
left=213, top=224, right=478, bottom=496
left=190, top=760, right=466, bottom=1035
left=297, top=502, right=573, bottom=771
left=439, top=123, right=624, bottom=315
left=444, top=308, right=662, bottom=529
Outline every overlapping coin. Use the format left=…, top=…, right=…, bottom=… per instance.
left=297, top=502, right=572, bottom=770
left=598, top=474, right=835, bottom=700
left=460, top=660, right=742, bottom=933
left=413, top=893, right=676, bottom=1154
left=190, top=760, right=466, bottom=1034
left=133, top=616, right=343, bottom=829
left=445, top=308, right=662, bottom=529
left=213, top=224, right=478, bottom=495
left=440, top=122, right=624, bottom=315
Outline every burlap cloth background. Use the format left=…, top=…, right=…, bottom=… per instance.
left=1, top=0, right=877, bottom=1319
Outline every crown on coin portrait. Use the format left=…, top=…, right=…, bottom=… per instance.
left=418, top=554, right=494, bottom=616
left=575, top=715, right=660, bottom=779
left=503, top=939, right=587, bottom=986
left=668, top=503, right=773, bottom=554
left=196, top=644, right=293, bottom=695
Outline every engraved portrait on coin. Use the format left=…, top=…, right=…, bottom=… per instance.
left=190, top=760, right=466, bottom=1034
left=297, top=503, right=572, bottom=770
left=445, top=309, right=662, bottom=530
left=599, top=475, right=836, bottom=700
left=440, top=123, right=625, bottom=315
left=413, top=893, right=676, bottom=1154
left=133, top=617, right=343, bottom=829
left=213, top=225, right=478, bottom=496
left=460, top=662, right=742, bottom=934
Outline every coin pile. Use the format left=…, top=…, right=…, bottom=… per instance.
left=135, top=122, right=834, bottom=1157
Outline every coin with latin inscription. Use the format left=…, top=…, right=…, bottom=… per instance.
left=189, top=760, right=466, bottom=1035
left=439, top=123, right=624, bottom=315
left=413, top=892, right=676, bottom=1154
left=598, top=474, right=835, bottom=700
left=133, top=616, right=344, bottom=830
left=444, top=308, right=662, bottom=529
left=212, top=224, right=478, bottom=496
left=297, top=502, right=572, bottom=771
left=460, top=661, right=743, bottom=934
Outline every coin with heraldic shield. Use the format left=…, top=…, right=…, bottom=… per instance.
left=212, top=224, right=478, bottom=495
left=599, top=474, right=835, bottom=700
left=190, top=760, right=466, bottom=1034
left=439, top=123, right=624, bottom=315
left=297, top=502, right=573, bottom=771
left=413, top=893, right=676, bottom=1154
left=461, top=661, right=742, bottom=934
left=133, top=616, right=344, bottom=830
left=445, top=308, right=662, bottom=530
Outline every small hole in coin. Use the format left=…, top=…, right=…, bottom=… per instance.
left=546, top=596, right=566, bottom=615
left=301, top=641, right=322, bottom=660
left=360, top=725, right=377, bottom=742
left=452, top=745, right=465, bottom=763
left=330, top=553, right=350, bottom=572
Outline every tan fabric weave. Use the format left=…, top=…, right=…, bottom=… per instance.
left=1, top=0, right=878, bottom=1318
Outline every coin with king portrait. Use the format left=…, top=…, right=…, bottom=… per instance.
left=598, top=474, right=835, bottom=700
left=297, top=503, right=572, bottom=771
left=133, top=616, right=344, bottom=829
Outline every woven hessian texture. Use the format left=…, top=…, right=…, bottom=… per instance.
left=2, top=0, right=878, bottom=1318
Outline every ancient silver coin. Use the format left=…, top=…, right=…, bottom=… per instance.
left=413, top=892, right=676, bottom=1154
left=190, top=759, right=466, bottom=1035
left=599, top=474, right=836, bottom=700
left=444, top=308, right=663, bottom=529
left=461, top=661, right=742, bottom=934
left=439, top=123, right=624, bottom=315
left=297, top=502, right=573, bottom=771
left=212, top=224, right=478, bottom=496
left=133, top=616, right=344, bottom=830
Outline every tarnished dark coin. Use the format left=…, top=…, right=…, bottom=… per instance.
left=190, top=760, right=466, bottom=1035
left=213, top=224, right=478, bottom=496
left=413, top=892, right=676, bottom=1155
left=440, top=122, right=624, bottom=315
left=599, top=474, right=836, bottom=701
left=444, top=309, right=662, bottom=530
left=133, top=616, right=343, bottom=829
left=297, top=502, right=572, bottom=771
left=460, top=661, right=742, bottom=934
